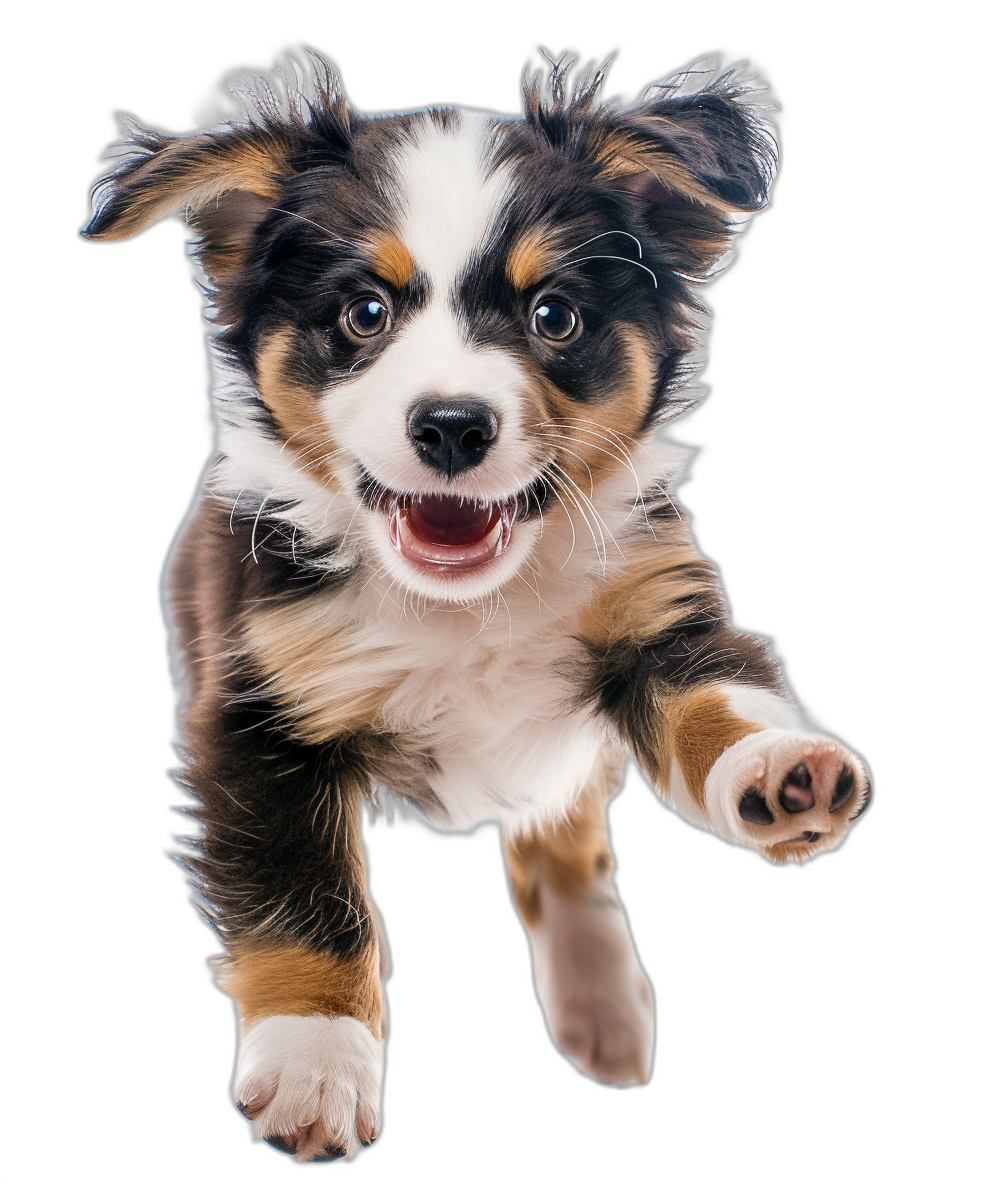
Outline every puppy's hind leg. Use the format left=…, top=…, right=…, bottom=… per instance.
left=504, top=751, right=654, bottom=1085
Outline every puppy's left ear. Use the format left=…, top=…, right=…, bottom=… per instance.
left=586, top=66, right=776, bottom=214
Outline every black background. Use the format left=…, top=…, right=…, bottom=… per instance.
left=65, top=18, right=900, bottom=1174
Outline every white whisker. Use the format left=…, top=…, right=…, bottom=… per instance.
left=512, top=569, right=559, bottom=618
left=229, top=482, right=250, bottom=535
left=542, top=441, right=596, bottom=496
left=267, top=207, right=355, bottom=248
left=541, top=472, right=579, bottom=570
left=249, top=493, right=271, bottom=563
left=551, top=461, right=626, bottom=567
left=552, top=254, right=658, bottom=288
left=556, top=229, right=643, bottom=261
left=547, top=464, right=606, bottom=571
left=538, top=428, right=653, bottom=533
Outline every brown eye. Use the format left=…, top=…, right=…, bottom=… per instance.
left=531, top=299, right=579, bottom=343
left=343, top=295, right=391, bottom=339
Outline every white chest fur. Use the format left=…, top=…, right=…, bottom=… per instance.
left=377, top=599, right=612, bottom=830
left=241, top=542, right=616, bottom=831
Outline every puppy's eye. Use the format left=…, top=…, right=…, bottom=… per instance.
left=343, top=296, right=391, bottom=339
left=531, top=299, right=579, bottom=343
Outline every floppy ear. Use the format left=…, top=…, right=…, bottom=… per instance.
left=82, top=58, right=352, bottom=280
left=586, top=67, right=776, bottom=213
left=527, top=61, right=777, bottom=275
left=600, top=68, right=776, bottom=275
left=83, top=121, right=297, bottom=277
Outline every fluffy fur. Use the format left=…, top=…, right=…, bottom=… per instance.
left=85, top=53, right=870, bottom=1159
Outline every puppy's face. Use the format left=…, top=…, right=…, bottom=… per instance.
left=237, top=110, right=672, bottom=601
left=86, top=63, right=774, bottom=600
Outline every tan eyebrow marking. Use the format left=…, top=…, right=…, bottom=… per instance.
left=368, top=232, right=414, bottom=288
left=506, top=228, right=558, bottom=290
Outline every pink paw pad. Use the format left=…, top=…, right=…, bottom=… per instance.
left=735, top=735, right=869, bottom=850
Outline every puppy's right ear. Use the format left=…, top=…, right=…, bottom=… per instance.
left=83, top=121, right=298, bottom=278
left=83, top=58, right=351, bottom=280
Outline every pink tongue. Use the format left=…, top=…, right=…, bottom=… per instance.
left=405, top=497, right=498, bottom=546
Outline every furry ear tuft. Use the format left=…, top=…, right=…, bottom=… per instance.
left=82, top=53, right=353, bottom=279
left=625, top=64, right=777, bottom=211
left=594, top=62, right=777, bottom=279
left=523, top=56, right=777, bottom=276
left=82, top=122, right=297, bottom=244
left=598, top=65, right=775, bottom=214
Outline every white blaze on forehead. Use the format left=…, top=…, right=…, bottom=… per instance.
left=393, top=111, right=513, bottom=290
left=355, top=300, right=524, bottom=399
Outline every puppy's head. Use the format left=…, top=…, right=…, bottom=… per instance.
left=85, top=56, right=775, bottom=601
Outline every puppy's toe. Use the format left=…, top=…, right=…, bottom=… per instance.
left=707, top=731, right=871, bottom=861
left=235, top=1014, right=383, bottom=1161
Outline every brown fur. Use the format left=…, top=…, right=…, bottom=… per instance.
left=86, top=132, right=295, bottom=242
left=659, top=686, right=762, bottom=807
left=505, top=751, right=622, bottom=928
left=219, top=941, right=383, bottom=1037
left=545, top=326, right=655, bottom=459
left=577, top=532, right=714, bottom=653
left=254, top=328, right=340, bottom=485
left=242, top=590, right=399, bottom=745
left=368, top=231, right=413, bottom=289
left=590, top=130, right=705, bottom=200
left=506, top=228, right=557, bottom=290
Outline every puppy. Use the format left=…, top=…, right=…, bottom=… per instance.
left=84, top=54, right=870, bottom=1161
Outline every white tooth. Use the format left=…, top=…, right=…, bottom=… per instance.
left=490, top=520, right=504, bottom=556
left=391, top=509, right=402, bottom=553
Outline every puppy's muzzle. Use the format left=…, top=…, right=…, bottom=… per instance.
left=407, top=398, right=498, bottom=479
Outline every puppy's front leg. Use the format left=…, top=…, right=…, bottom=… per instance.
left=505, top=752, right=654, bottom=1085
left=206, top=790, right=390, bottom=1160
left=652, top=682, right=871, bottom=861
left=183, top=733, right=384, bottom=1161
left=578, top=531, right=871, bottom=862
left=222, top=844, right=382, bottom=1162
left=170, top=499, right=386, bottom=1160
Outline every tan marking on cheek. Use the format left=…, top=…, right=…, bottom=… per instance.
left=219, top=941, right=383, bottom=1038
left=540, top=325, right=655, bottom=491
left=505, top=750, right=622, bottom=929
left=368, top=232, right=413, bottom=289
left=255, top=327, right=340, bottom=486
left=506, top=228, right=557, bottom=291
left=514, top=364, right=555, bottom=469
left=243, top=594, right=399, bottom=745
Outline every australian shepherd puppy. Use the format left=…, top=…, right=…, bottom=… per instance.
left=85, top=54, right=870, bottom=1161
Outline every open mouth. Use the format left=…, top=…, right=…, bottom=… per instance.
left=362, top=472, right=552, bottom=578
left=389, top=494, right=516, bottom=572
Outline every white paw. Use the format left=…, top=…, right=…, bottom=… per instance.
left=235, top=1015, right=382, bottom=1161
left=529, top=877, right=654, bottom=1085
left=706, top=729, right=871, bottom=861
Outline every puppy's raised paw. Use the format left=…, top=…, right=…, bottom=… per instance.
left=235, top=1015, right=382, bottom=1161
left=705, top=730, right=871, bottom=862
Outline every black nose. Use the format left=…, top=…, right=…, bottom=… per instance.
left=407, top=399, right=498, bottom=478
